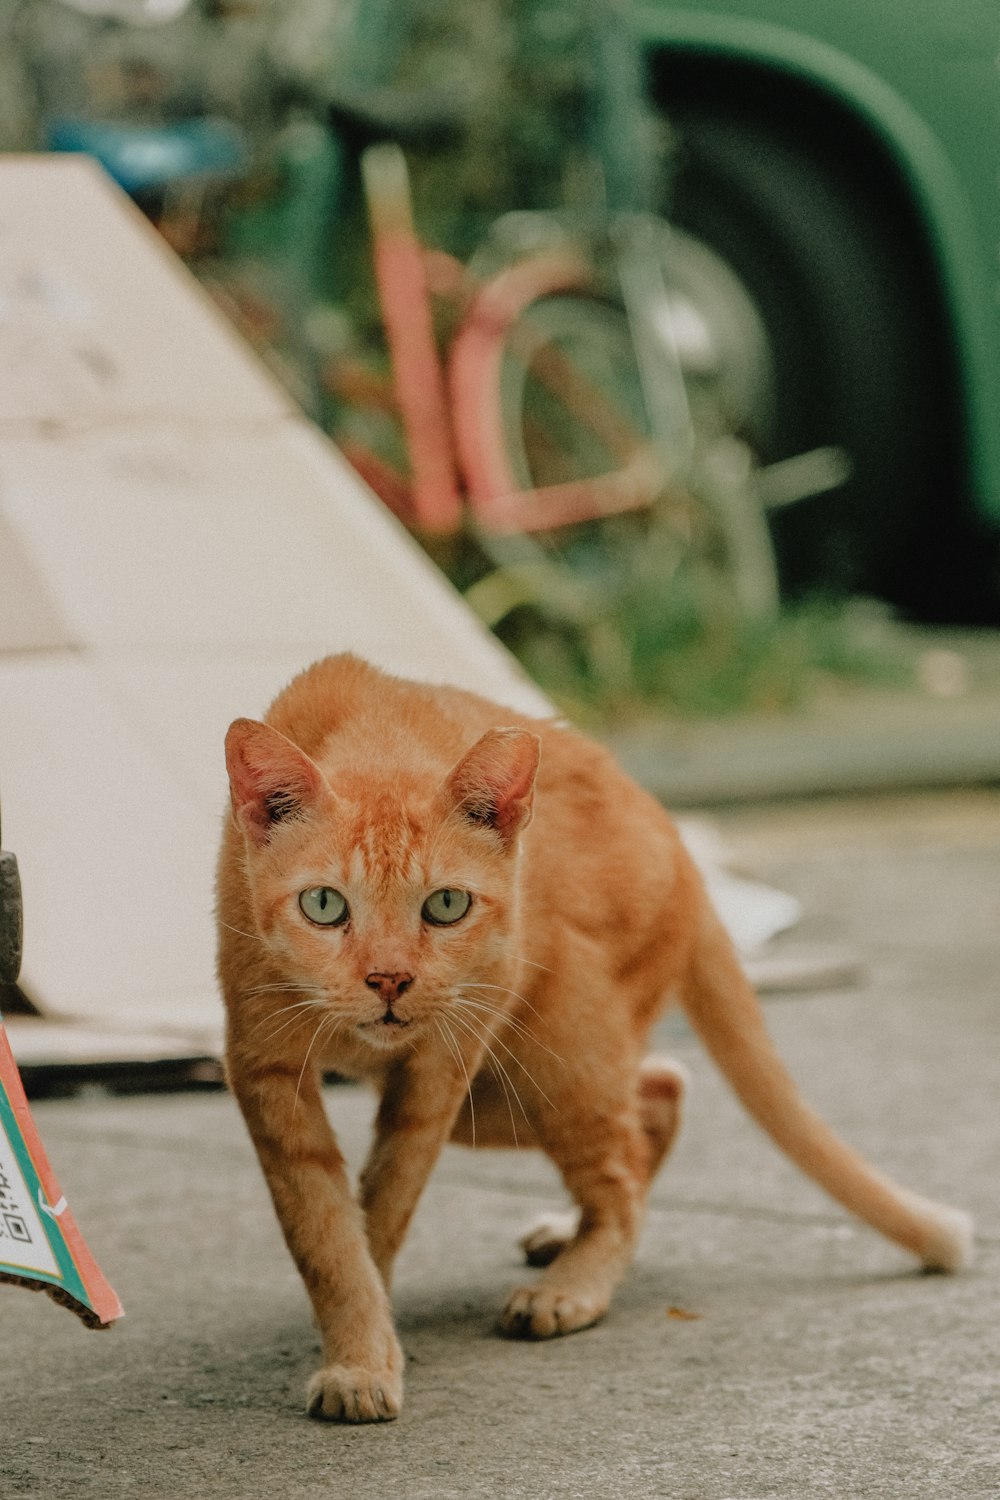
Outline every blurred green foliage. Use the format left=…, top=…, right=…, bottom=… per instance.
left=461, top=526, right=910, bottom=725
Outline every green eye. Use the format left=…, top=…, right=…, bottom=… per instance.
left=421, top=888, right=472, bottom=926
left=298, top=887, right=348, bottom=927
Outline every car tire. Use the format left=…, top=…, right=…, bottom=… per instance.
left=665, top=108, right=993, bottom=618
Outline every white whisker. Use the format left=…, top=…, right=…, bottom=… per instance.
left=219, top=919, right=268, bottom=946
left=487, top=1050, right=521, bottom=1148
left=518, top=956, right=556, bottom=976
left=293, top=1009, right=339, bottom=1114
left=447, top=1006, right=540, bottom=1103
left=243, top=981, right=327, bottom=998
left=455, top=1006, right=556, bottom=1111
left=250, top=1002, right=327, bottom=1049
left=445, top=1008, right=535, bottom=1134
left=455, top=993, right=539, bottom=1049
left=455, top=1012, right=523, bottom=1146
left=456, top=992, right=565, bottom=1067
left=462, top=980, right=550, bottom=1027
left=435, top=1018, right=476, bottom=1148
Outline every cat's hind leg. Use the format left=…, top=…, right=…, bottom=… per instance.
left=519, top=1054, right=688, bottom=1268
left=639, top=1053, right=690, bottom=1174
left=501, top=1053, right=689, bottom=1337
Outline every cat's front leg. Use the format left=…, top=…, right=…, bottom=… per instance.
left=228, top=1054, right=404, bottom=1421
left=360, top=1036, right=485, bottom=1287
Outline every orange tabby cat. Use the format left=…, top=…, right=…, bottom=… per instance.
left=217, top=654, right=972, bottom=1423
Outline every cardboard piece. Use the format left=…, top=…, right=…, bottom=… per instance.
left=0, top=155, right=291, bottom=430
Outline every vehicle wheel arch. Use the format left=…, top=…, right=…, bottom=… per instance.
left=645, top=40, right=998, bottom=508
left=640, top=46, right=1000, bottom=616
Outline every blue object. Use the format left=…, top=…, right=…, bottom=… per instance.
left=47, top=116, right=248, bottom=196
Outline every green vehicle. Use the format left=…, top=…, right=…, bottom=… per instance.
left=630, top=0, right=1000, bottom=619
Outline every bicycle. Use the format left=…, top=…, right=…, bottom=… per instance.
left=328, top=112, right=849, bottom=669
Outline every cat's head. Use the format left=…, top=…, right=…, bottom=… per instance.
left=224, top=717, right=540, bottom=1051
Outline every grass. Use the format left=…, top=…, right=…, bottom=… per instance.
left=462, top=528, right=912, bottom=725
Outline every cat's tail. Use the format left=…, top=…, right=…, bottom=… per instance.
left=679, top=894, right=974, bottom=1272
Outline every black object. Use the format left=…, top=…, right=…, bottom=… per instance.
left=0, top=800, right=23, bottom=986
left=324, top=82, right=468, bottom=153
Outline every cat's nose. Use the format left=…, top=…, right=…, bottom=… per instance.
left=364, top=971, right=414, bottom=1005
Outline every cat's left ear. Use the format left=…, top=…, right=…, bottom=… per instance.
left=446, top=728, right=540, bottom=846
left=225, top=718, right=326, bottom=845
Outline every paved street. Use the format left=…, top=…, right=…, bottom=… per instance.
left=3, top=790, right=998, bottom=1499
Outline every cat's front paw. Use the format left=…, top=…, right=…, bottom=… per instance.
left=499, top=1284, right=606, bottom=1339
left=306, top=1363, right=403, bottom=1423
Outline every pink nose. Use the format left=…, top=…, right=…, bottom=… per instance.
left=364, top=972, right=414, bottom=1006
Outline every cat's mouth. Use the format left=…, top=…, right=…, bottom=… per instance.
left=358, top=1009, right=417, bottom=1045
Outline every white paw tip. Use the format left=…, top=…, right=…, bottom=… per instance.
left=920, top=1205, right=975, bottom=1274
left=518, top=1210, right=576, bottom=1249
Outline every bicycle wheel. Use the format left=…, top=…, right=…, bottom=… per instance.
left=450, top=238, right=777, bottom=608
left=497, top=291, right=649, bottom=493
left=450, top=249, right=666, bottom=537
left=450, top=241, right=783, bottom=715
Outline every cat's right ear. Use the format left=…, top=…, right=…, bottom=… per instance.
left=445, top=727, right=540, bottom=846
left=225, top=719, right=325, bottom=846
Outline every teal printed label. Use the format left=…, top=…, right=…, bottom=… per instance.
left=0, top=1084, right=91, bottom=1310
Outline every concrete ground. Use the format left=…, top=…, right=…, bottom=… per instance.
left=2, top=789, right=998, bottom=1500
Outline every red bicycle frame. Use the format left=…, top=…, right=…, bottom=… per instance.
left=354, top=144, right=664, bottom=537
